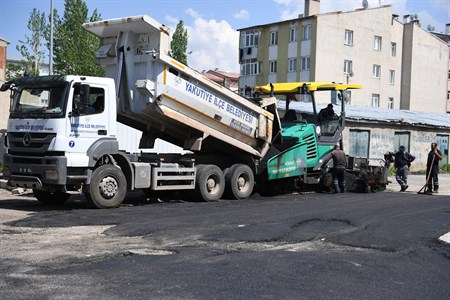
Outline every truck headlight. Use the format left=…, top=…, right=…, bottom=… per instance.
left=44, top=170, right=59, bottom=181
left=316, top=126, right=321, bottom=135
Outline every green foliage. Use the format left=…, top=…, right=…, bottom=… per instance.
left=6, top=63, right=26, bottom=80
left=440, top=164, right=450, bottom=173
left=170, top=20, right=189, bottom=66
left=16, top=8, right=46, bottom=76
left=53, top=0, right=104, bottom=76
left=388, top=166, right=396, bottom=176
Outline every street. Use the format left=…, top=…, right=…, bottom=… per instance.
left=0, top=181, right=449, bottom=299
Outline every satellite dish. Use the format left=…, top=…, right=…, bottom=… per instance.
left=362, top=0, right=369, bottom=9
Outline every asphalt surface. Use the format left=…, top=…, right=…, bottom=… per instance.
left=0, top=176, right=449, bottom=299
left=386, top=173, right=450, bottom=196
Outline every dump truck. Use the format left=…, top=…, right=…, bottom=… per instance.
left=0, top=15, right=387, bottom=208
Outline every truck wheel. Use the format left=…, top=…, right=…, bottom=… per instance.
left=33, top=189, right=71, bottom=204
left=195, top=164, right=225, bottom=202
left=225, top=164, right=254, bottom=199
left=85, top=164, right=127, bottom=208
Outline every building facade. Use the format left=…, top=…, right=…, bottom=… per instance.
left=431, top=25, right=450, bottom=113
left=0, top=38, right=9, bottom=130
left=238, top=3, right=449, bottom=113
left=284, top=101, right=449, bottom=171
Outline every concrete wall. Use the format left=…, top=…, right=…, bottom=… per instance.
left=401, top=23, right=448, bottom=112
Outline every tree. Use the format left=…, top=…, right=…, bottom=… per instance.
left=6, top=63, right=26, bottom=81
left=53, top=0, right=104, bottom=76
left=16, top=8, right=46, bottom=76
left=171, top=20, right=189, bottom=66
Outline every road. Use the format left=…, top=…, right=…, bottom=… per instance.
left=0, top=183, right=449, bottom=299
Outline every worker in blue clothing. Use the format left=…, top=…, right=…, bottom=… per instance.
left=394, top=145, right=416, bottom=192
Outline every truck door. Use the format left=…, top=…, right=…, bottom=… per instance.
left=67, top=83, right=110, bottom=155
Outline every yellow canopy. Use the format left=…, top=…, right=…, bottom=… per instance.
left=255, top=82, right=362, bottom=94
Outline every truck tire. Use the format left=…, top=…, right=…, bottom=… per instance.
left=225, top=164, right=254, bottom=199
left=195, top=164, right=225, bottom=202
left=85, top=164, right=127, bottom=208
left=33, top=189, right=71, bottom=204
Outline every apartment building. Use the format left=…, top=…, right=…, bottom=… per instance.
left=238, top=3, right=449, bottom=113
left=431, top=26, right=450, bottom=113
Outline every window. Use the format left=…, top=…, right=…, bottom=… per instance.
left=436, top=135, right=449, bottom=166
left=388, top=97, right=394, bottom=109
left=290, top=27, right=298, bottom=42
left=394, top=132, right=410, bottom=152
left=302, top=25, right=311, bottom=40
left=349, top=130, right=370, bottom=157
left=373, top=64, right=381, bottom=78
left=301, top=56, right=310, bottom=70
left=391, top=42, right=396, bottom=57
left=389, top=70, right=395, bottom=85
left=344, top=30, right=353, bottom=45
left=288, top=58, right=297, bottom=72
left=344, top=60, right=353, bottom=74
left=241, top=29, right=259, bottom=47
left=374, top=35, right=382, bottom=51
left=270, top=31, right=278, bottom=45
left=345, top=91, right=352, bottom=105
left=372, top=94, right=380, bottom=107
left=73, top=86, right=105, bottom=115
left=269, top=60, right=277, bottom=74
left=240, top=59, right=261, bottom=76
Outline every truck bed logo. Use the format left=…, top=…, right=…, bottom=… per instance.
left=23, top=133, right=32, bottom=147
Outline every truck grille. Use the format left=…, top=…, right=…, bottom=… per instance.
left=303, top=133, right=317, bottom=159
left=8, top=132, right=57, bottom=155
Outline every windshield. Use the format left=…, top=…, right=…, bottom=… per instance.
left=10, top=84, right=69, bottom=118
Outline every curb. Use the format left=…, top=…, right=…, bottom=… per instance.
left=439, top=232, right=450, bottom=245
left=0, top=179, right=9, bottom=190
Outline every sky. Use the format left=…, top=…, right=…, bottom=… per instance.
left=0, top=0, right=449, bottom=73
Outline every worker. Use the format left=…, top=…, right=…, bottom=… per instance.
left=394, top=145, right=415, bottom=192
left=328, top=143, right=347, bottom=193
left=318, top=104, right=335, bottom=122
left=425, top=142, right=443, bottom=194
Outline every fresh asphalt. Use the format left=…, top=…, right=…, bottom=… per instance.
left=0, top=177, right=449, bottom=299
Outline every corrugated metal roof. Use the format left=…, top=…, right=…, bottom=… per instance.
left=286, top=102, right=450, bottom=129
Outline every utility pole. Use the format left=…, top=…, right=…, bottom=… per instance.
left=49, top=0, right=54, bottom=74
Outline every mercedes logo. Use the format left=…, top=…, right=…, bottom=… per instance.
left=23, top=133, right=32, bottom=147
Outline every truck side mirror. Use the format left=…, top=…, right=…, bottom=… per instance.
left=0, top=81, right=12, bottom=92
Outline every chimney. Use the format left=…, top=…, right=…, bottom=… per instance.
left=403, top=14, right=410, bottom=23
left=305, top=0, right=320, bottom=17
left=446, top=23, right=450, bottom=34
